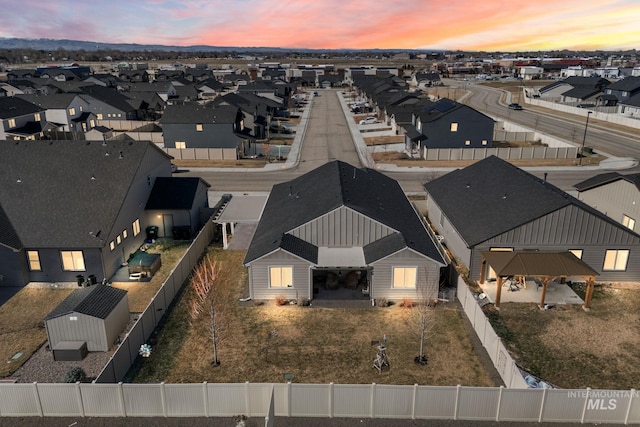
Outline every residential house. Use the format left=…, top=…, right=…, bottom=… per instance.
left=0, top=96, right=47, bottom=140
left=574, top=172, right=640, bottom=233
left=211, top=92, right=284, bottom=140
left=80, top=85, right=141, bottom=120
left=602, top=76, right=640, bottom=104
left=196, top=78, right=226, bottom=100
left=184, top=68, right=213, bottom=82
left=144, top=177, right=211, bottom=239
left=244, top=160, right=448, bottom=301
left=619, top=93, right=640, bottom=117
left=17, top=93, right=95, bottom=134
left=0, top=140, right=175, bottom=288
left=537, top=76, right=610, bottom=105
left=412, top=72, right=442, bottom=89
left=425, top=156, right=640, bottom=283
left=160, top=103, right=245, bottom=154
left=0, top=82, right=24, bottom=97
left=409, top=98, right=494, bottom=150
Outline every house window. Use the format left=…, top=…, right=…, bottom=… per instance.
left=569, top=249, right=583, bottom=259
left=622, top=215, right=635, bottom=231
left=96, top=114, right=103, bottom=120
left=69, top=316, right=78, bottom=321
left=90, top=119, right=95, bottom=127
left=34, top=113, right=41, bottom=121
left=8, top=118, right=16, bottom=128
left=123, top=229, right=128, bottom=239
left=196, top=123, right=203, bottom=131
left=269, top=266, right=293, bottom=288
left=79, top=106, right=83, bottom=111
left=603, top=250, right=629, bottom=271
left=27, top=250, right=41, bottom=271
left=109, top=241, right=115, bottom=251
left=465, top=140, right=470, bottom=145
left=439, top=211, right=445, bottom=227
left=133, top=219, right=141, bottom=236
left=482, top=140, right=487, bottom=145
left=81, top=123, right=87, bottom=132
left=61, top=251, right=85, bottom=271
left=69, top=108, right=76, bottom=116
left=107, top=113, right=112, bottom=118
left=175, top=141, right=186, bottom=149
left=116, top=235, right=122, bottom=245
left=117, top=113, right=122, bottom=118
left=450, top=122, right=458, bottom=132
left=392, top=267, right=417, bottom=288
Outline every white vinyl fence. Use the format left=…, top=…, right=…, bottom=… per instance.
left=93, top=212, right=217, bottom=383
left=423, top=146, right=577, bottom=161
left=2, top=381, right=640, bottom=423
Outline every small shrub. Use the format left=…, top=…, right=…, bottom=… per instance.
left=64, top=366, right=87, bottom=383
left=274, top=295, right=288, bottom=306
left=376, top=298, right=388, bottom=307
left=399, top=297, right=414, bottom=308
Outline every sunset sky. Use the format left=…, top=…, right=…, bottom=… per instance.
left=0, top=0, right=638, bottom=52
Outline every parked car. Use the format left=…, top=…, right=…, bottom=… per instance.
left=508, top=103, right=523, bottom=110
left=359, top=117, right=378, bottom=125
left=171, top=163, right=178, bottom=173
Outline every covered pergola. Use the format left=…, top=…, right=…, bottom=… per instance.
left=479, top=251, right=599, bottom=311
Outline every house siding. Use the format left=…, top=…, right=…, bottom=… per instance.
left=103, top=296, right=130, bottom=350
left=419, top=107, right=493, bottom=149
left=162, top=123, right=240, bottom=150
left=470, top=205, right=640, bottom=282
left=289, top=206, right=395, bottom=247
left=0, top=246, right=27, bottom=287
left=248, top=249, right=312, bottom=300
left=370, top=249, right=441, bottom=301
left=578, top=180, right=640, bottom=231
left=426, top=197, right=472, bottom=267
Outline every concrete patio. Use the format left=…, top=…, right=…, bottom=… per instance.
left=478, top=278, right=584, bottom=307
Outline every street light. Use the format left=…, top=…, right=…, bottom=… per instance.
left=578, top=111, right=593, bottom=166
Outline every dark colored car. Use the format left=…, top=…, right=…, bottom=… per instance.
left=508, top=103, right=523, bottom=110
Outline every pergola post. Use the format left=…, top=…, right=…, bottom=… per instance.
left=479, top=258, right=487, bottom=285
left=582, top=276, right=596, bottom=311
left=495, top=276, right=503, bottom=310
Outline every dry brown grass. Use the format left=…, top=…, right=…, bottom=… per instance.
left=364, top=135, right=404, bottom=146
left=112, top=241, right=190, bottom=312
left=133, top=248, right=495, bottom=386
left=0, top=288, right=74, bottom=377
left=172, top=158, right=268, bottom=168
left=489, top=285, right=640, bottom=389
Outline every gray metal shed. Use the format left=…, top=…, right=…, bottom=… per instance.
left=45, top=285, right=129, bottom=359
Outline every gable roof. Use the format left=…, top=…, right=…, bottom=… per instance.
left=0, top=96, right=45, bottom=119
left=17, top=93, right=79, bottom=109
left=604, top=76, right=640, bottom=92
left=0, top=140, right=171, bottom=249
left=574, top=172, right=640, bottom=192
left=160, top=103, right=239, bottom=124
left=45, top=284, right=127, bottom=320
left=418, top=98, right=493, bottom=123
left=424, top=156, right=637, bottom=246
left=244, top=160, right=445, bottom=265
left=145, top=177, right=210, bottom=210
left=80, top=85, right=137, bottom=112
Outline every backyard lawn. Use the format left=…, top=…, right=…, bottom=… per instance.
left=133, top=248, right=496, bottom=386
left=0, top=288, right=74, bottom=377
left=486, top=284, right=640, bottom=389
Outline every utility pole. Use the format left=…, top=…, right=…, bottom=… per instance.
left=578, top=111, right=593, bottom=166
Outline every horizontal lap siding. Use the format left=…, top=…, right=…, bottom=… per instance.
left=290, top=207, right=394, bottom=247
left=370, top=250, right=441, bottom=301
left=426, top=199, right=472, bottom=268
left=248, top=250, right=311, bottom=300
left=473, top=205, right=640, bottom=282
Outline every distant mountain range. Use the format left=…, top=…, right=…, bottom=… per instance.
left=0, top=37, right=428, bottom=53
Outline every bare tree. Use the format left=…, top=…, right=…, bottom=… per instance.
left=189, top=255, right=227, bottom=366
left=413, top=268, right=438, bottom=365
left=260, top=142, right=271, bottom=162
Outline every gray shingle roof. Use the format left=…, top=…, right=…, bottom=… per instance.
left=16, top=93, right=78, bottom=109
left=0, top=96, right=45, bottom=119
left=244, top=161, right=444, bottom=265
left=45, top=284, right=127, bottom=320
left=574, top=172, right=640, bottom=192
left=425, top=156, right=638, bottom=246
left=160, top=103, right=238, bottom=124
left=145, top=177, right=209, bottom=210
left=0, top=140, right=169, bottom=249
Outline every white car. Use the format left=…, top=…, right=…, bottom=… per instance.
left=359, top=117, right=377, bottom=125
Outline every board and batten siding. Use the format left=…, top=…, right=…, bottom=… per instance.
left=248, top=249, right=312, bottom=300
left=470, top=204, right=640, bottom=282
left=289, top=206, right=395, bottom=247
left=578, top=180, right=640, bottom=231
left=369, top=249, right=441, bottom=301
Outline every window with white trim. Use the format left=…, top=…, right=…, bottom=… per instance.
left=392, top=267, right=417, bottom=288
left=450, top=122, right=458, bottom=132
left=622, top=215, right=635, bottom=231
left=269, top=267, right=293, bottom=288
left=603, top=250, right=629, bottom=271
left=34, top=113, right=41, bottom=121
left=109, top=241, right=115, bottom=251
left=196, top=123, right=203, bottom=131
left=27, top=250, right=41, bottom=271
left=8, top=118, right=16, bottom=128
left=133, top=219, right=141, bottom=236
left=465, top=140, right=470, bottom=145
left=175, top=141, right=186, bottom=149
left=116, top=235, right=122, bottom=245
left=482, top=140, right=487, bottom=145
left=61, top=251, right=85, bottom=271
left=96, top=113, right=103, bottom=120
left=123, top=229, right=128, bottom=239
left=68, top=107, right=76, bottom=116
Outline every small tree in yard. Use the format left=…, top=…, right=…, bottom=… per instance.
left=189, top=255, right=228, bottom=367
left=413, top=269, right=438, bottom=365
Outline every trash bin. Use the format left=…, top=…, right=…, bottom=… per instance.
left=146, top=225, right=159, bottom=240
left=88, top=274, right=97, bottom=285
left=76, top=275, right=84, bottom=287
